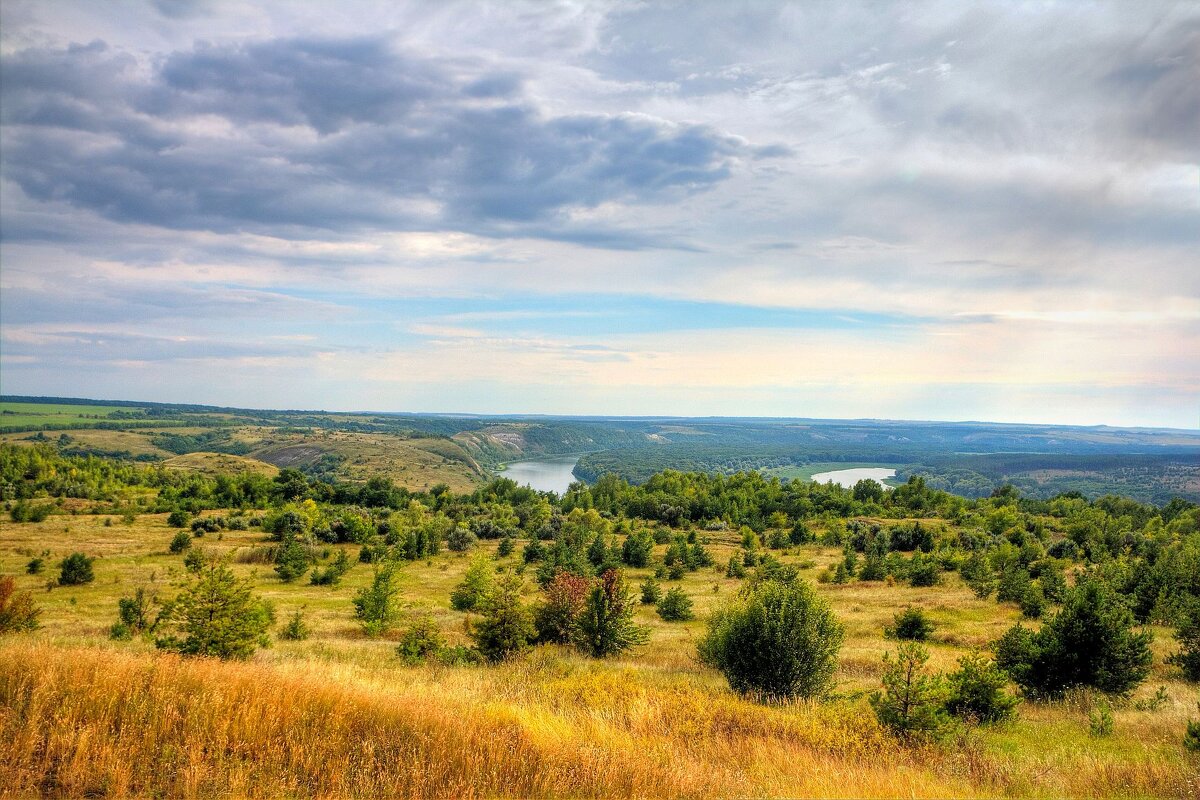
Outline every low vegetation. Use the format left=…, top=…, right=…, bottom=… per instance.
left=2, top=436, right=1199, bottom=797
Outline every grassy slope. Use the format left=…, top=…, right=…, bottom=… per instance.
left=1, top=514, right=1196, bottom=797
left=162, top=452, right=281, bottom=477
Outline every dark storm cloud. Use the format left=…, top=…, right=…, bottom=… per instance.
left=0, top=35, right=756, bottom=244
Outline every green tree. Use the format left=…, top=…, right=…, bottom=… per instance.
left=450, top=555, right=494, bottom=612
left=155, top=557, right=270, bottom=659
left=656, top=587, right=694, bottom=621
left=353, top=565, right=402, bottom=637
left=944, top=651, right=1019, bottom=724
left=994, top=580, right=1153, bottom=698
left=279, top=609, right=311, bottom=641
left=169, top=529, right=192, bottom=554
left=870, top=643, right=950, bottom=739
left=1166, top=601, right=1200, bottom=681
left=621, top=529, right=655, bottom=568
left=698, top=578, right=843, bottom=700
left=534, top=570, right=592, bottom=644
left=886, top=606, right=934, bottom=641
left=396, top=615, right=445, bottom=663
left=59, top=552, right=95, bottom=586
left=640, top=576, right=661, bottom=604
left=575, top=569, right=648, bottom=657
left=273, top=532, right=312, bottom=582
left=471, top=573, right=535, bottom=662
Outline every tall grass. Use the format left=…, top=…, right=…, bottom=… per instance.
left=0, top=641, right=971, bottom=799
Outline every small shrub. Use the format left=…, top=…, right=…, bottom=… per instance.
left=279, top=610, right=311, bottom=641
left=886, top=606, right=934, bottom=641
left=450, top=556, right=494, bottom=612
left=1167, top=603, right=1200, bottom=681
left=656, top=587, right=694, bottom=621
left=870, top=643, right=950, bottom=739
left=0, top=576, right=41, bottom=633
left=169, top=530, right=192, bottom=554
left=1089, top=698, right=1114, bottom=737
left=166, top=510, right=191, bottom=528
left=396, top=615, right=444, bottom=663
left=575, top=570, right=648, bottom=658
left=447, top=527, right=478, bottom=552
left=1184, top=716, right=1200, bottom=752
left=698, top=578, right=843, bottom=700
left=25, top=557, right=44, bottom=576
left=59, top=552, right=95, bottom=586
left=944, top=651, right=1019, bottom=724
left=471, top=573, right=535, bottom=662
left=497, top=536, right=515, bottom=558
left=352, top=565, right=401, bottom=637
left=535, top=571, right=592, bottom=644
left=155, top=558, right=270, bottom=659
left=640, top=577, right=661, bottom=604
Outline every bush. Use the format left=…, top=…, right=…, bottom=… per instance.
left=944, top=651, right=1019, bottom=724
left=447, top=526, right=478, bottom=552
left=886, top=606, right=934, bottom=641
left=908, top=553, right=940, bottom=587
left=639, top=576, right=661, bottom=605
left=310, top=550, right=352, bottom=586
left=10, top=502, right=51, bottom=523
left=575, top=570, right=648, bottom=658
left=1185, top=716, right=1200, bottom=752
left=167, top=510, right=191, bottom=528
left=870, top=643, right=950, bottom=739
left=111, top=588, right=156, bottom=641
left=0, top=576, right=41, bottom=633
left=1167, top=602, right=1200, bottom=681
left=621, top=529, right=654, bottom=567
left=25, top=557, right=44, bottom=575
left=534, top=571, right=592, bottom=644
left=471, top=573, right=535, bottom=662
left=396, top=615, right=444, bottom=663
left=497, top=536, right=514, bottom=558
left=352, top=565, right=402, bottom=637
left=59, top=552, right=95, bottom=585
left=994, top=580, right=1153, bottom=698
left=698, top=578, right=843, bottom=700
left=450, top=556, right=494, bottom=612
left=155, top=557, right=270, bottom=659
left=656, top=587, right=694, bottom=621
left=279, top=610, right=311, bottom=641
left=273, top=534, right=312, bottom=583
left=169, top=530, right=192, bottom=554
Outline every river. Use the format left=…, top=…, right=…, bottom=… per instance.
left=809, top=467, right=897, bottom=489
left=498, top=454, right=581, bottom=494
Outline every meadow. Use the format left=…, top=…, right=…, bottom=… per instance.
left=2, top=505, right=1197, bottom=798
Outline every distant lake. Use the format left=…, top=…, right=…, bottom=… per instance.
left=810, top=467, right=896, bottom=489
left=499, top=454, right=581, bottom=494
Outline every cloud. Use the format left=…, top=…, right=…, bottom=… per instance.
left=0, top=34, right=762, bottom=244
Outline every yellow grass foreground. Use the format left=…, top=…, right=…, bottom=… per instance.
left=2, top=640, right=1196, bottom=799
left=0, top=640, right=969, bottom=799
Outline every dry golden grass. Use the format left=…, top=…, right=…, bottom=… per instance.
left=162, top=452, right=280, bottom=477
left=2, top=515, right=1198, bottom=798
left=0, top=640, right=974, bottom=799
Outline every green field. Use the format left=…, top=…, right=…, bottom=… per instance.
left=0, top=402, right=140, bottom=429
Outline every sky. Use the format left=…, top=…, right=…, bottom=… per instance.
left=0, top=1, right=1197, bottom=428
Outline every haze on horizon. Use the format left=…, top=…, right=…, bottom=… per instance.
left=1, top=1, right=1197, bottom=429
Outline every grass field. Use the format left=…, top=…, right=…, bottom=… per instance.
left=0, top=402, right=139, bottom=429
left=1, top=512, right=1196, bottom=797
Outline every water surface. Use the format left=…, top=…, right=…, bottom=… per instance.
left=499, top=454, right=581, bottom=494
left=809, top=467, right=896, bottom=489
